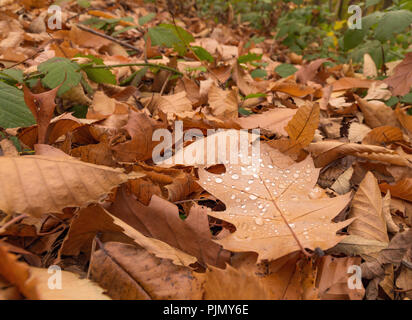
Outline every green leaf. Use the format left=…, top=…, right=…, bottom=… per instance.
left=147, top=24, right=194, bottom=55
left=375, top=10, right=412, bottom=42
left=365, top=0, right=382, bottom=8
left=275, top=63, right=298, bottom=78
left=68, top=105, right=88, bottom=118
left=38, top=57, right=82, bottom=95
left=139, top=12, right=156, bottom=25
left=384, top=96, right=399, bottom=107
left=238, top=107, right=252, bottom=116
left=400, top=92, right=412, bottom=104
left=77, top=54, right=116, bottom=85
left=111, top=26, right=137, bottom=37
left=250, top=68, right=267, bottom=79
left=0, top=82, right=35, bottom=128
left=343, top=12, right=383, bottom=51
left=191, top=46, right=214, bottom=62
left=243, top=93, right=267, bottom=100
left=0, top=69, right=23, bottom=83
left=76, top=0, right=90, bottom=8
left=238, top=53, right=262, bottom=64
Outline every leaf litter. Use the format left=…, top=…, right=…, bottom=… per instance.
left=0, top=0, right=411, bottom=301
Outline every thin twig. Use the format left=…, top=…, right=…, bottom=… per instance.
left=76, top=24, right=142, bottom=53
left=159, top=73, right=171, bottom=95
left=90, top=63, right=183, bottom=75
left=1, top=48, right=45, bottom=71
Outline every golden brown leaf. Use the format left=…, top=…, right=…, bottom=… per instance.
left=347, top=172, right=389, bottom=243
left=0, top=156, right=142, bottom=217
left=90, top=242, right=203, bottom=300
left=362, top=126, right=403, bottom=145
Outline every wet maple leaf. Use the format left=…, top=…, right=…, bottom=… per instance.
left=198, top=146, right=353, bottom=261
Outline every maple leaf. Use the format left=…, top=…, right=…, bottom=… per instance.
left=198, top=144, right=353, bottom=261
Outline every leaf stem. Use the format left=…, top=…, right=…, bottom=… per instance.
left=261, top=178, right=312, bottom=258
left=88, top=63, right=183, bottom=76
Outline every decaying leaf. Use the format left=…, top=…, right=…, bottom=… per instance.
left=90, top=242, right=203, bottom=300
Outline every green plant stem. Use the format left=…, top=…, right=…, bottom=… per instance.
left=88, top=63, right=183, bottom=76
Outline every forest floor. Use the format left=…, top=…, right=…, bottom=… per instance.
left=0, top=0, right=411, bottom=300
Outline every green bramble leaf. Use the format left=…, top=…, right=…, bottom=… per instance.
left=38, top=57, right=82, bottom=95
left=375, top=10, right=412, bottom=42
left=147, top=24, right=194, bottom=55
left=250, top=68, right=267, bottom=79
left=76, top=54, right=116, bottom=85
left=0, top=81, right=35, bottom=128
left=238, top=53, right=262, bottom=64
left=275, top=63, right=298, bottom=78
left=191, top=46, right=214, bottom=62
left=139, top=13, right=156, bottom=26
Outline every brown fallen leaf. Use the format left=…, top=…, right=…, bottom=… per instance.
left=198, top=146, right=352, bottom=261
left=250, top=252, right=319, bottom=300
left=296, top=58, right=329, bottom=84
left=0, top=242, right=39, bottom=299
left=331, top=77, right=378, bottom=91
left=347, top=172, right=389, bottom=243
left=0, top=155, right=143, bottom=217
left=0, top=139, right=18, bottom=156
left=362, top=126, right=403, bottom=146
left=29, top=267, right=110, bottom=300
left=90, top=242, right=204, bottom=300
left=269, top=80, right=315, bottom=98
left=285, top=102, right=320, bottom=149
left=361, top=229, right=412, bottom=299
left=329, top=235, right=388, bottom=256
left=18, top=113, right=94, bottom=149
left=395, top=107, right=412, bottom=135
left=110, top=109, right=167, bottom=162
left=384, top=52, right=412, bottom=96
left=236, top=108, right=297, bottom=137
left=207, top=84, right=238, bottom=119
left=23, top=84, right=61, bottom=144
left=363, top=53, right=378, bottom=78
left=199, top=264, right=270, bottom=300
left=307, top=141, right=412, bottom=168
left=316, top=255, right=365, bottom=300
left=108, top=187, right=231, bottom=268
left=354, top=95, right=399, bottom=128
left=396, top=267, right=412, bottom=300
left=60, top=204, right=135, bottom=256
left=379, top=178, right=412, bottom=202
left=142, top=91, right=195, bottom=121
left=106, top=209, right=197, bottom=267
left=361, top=229, right=412, bottom=280
left=382, top=191, right=400, bottom=233
left=71, top=141, right=117, bottom=167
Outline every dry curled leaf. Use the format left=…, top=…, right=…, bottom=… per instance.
left=0, top=156, right=143, bottom=217
left=109, top=186, right=231, bottom=268
left=307, top=141, right=412, bottom=168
